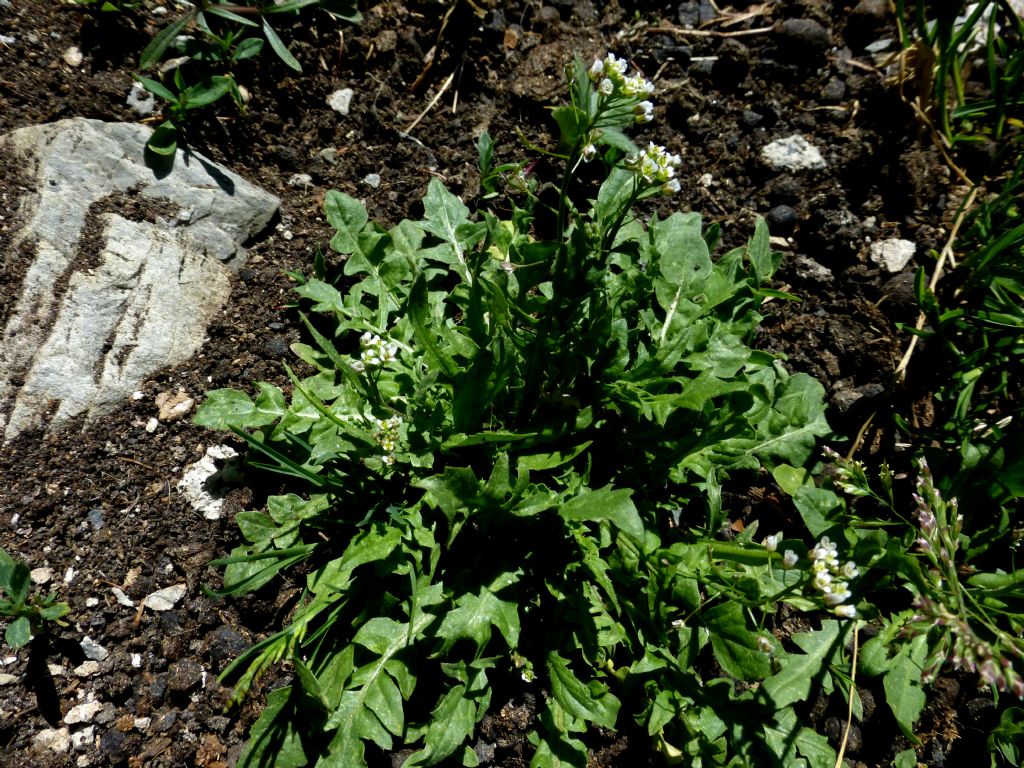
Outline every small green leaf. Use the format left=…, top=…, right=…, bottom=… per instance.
left=884, top=637, right=927, bottom=741
left=436, top=584, right=521, bottom=654
left=237, top=687, right=315, bottom=768
left=403, top=684, right=478, bottom=767
left=793, top=486, right=844, bottom=539
left=262, top=17, right=302, bottom=72
left=747, top=217, right=775, bottom=284
left=704, top=602, right=771, bottom=681
left=140, top=13, right=193, bottom=69
left=146, top=123, right=179, bottom=157
left=546, top=652, right=620, bottom=730
left=559, top=486, right=642, bottom=540
left=4, top=616, right=31, bottom=648
left=763, top=621, right=842, bottom=708
left=194, top=386, right=284, bottom=431
left=772, top=463, right=814, bottom=495
left=134, top=75, right=177, bottom=103
left=183, top=76, right=234, bottom=109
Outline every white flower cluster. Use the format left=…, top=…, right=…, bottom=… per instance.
left=587, top=53, right=655, bottom=122
left=808, top=536, right=859, bottom=618
left=763, top=531, right=860, bottom=618
left=624, top=142, right=682, bottom=195
left=352, top=332, right=398, bottom=373
left=372, top=415, right=402, bottom=465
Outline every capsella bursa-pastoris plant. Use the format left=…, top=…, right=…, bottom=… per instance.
left=194, top=52, right=848, bottom=767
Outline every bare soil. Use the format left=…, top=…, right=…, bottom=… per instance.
left=0, top=1, right=1002, bottom=766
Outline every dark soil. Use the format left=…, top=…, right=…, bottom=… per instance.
left=0, top=0, right=1001, bottom=766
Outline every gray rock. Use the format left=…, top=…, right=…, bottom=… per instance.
left=767, top=204, right=797, bottom=234
left=846, top=0, right=890, bottom=49
left=167, top=657, right=205, bottom=695
left=80, top=636, right=110, bottom=662
left=677, top=0, right=715, bottom=28
left=775, top=18, right=832, bottom=56
left=0, top=119, right=278, bottom=441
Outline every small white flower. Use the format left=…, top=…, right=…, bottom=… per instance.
left=782, top=550, right=799, bottom=569
left=841, top=561, right=860, bottom=579
left=581, top=143, right=597, bottom=162
left=662, top=178, right=681, bottom=195
left=825, top=591, right=851, bottom=606
left=599, top=78, right=615, bottom=96
left=603, top=52, right=627, bottom=77
left=757, top=635, right=774, bottom=654
left=833, top=604, right=857, bottom=619
left=634, top=100, right=654, bottom=124
left=763, top=531, right=783, bottom=552
left=588, top=59, right=604, bottom=81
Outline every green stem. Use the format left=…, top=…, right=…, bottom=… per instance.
left=517, top=145, right=584, bottom=425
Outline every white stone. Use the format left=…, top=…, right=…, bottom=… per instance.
left=327, top=88, right=354, bottom=116
left=0, top=119, right=279, bottom=441
left=30, top=567, right=52, bottom=585
left=869, top=238, right=915, bottom=272
left=177, top=444, right=241, bottom=520
left=33, top=728, right=71, bottom=754
left=71, top=726, right=95, bottom=750
left=795, top=255, right=834, bottom=282
left=145, top=418, right=159, bottom=434
left=0, top=673, right=18, bottom=685
left=288, top=173, right=313, bottom=188
left=131, top=653, right=142, bottom=668
left=155, top=390, right=194, bottom=421
left=80, top=636, right=109, bottom=662
left=134, top=716, right=151, bottom=730
left=85, top=597, right=99, bottom=608
left=112, top=587, right=135, bottom=607
left=143, top=583, right=187, bottom=611
left=64, top=566, right=75, bottom=583
left=64, top=699, right=104, bottom=725
left=761, top=135, right=827, bottom=171
left=126, top=81, right=156, bottom=116
left=62, top=46, right=83, bottom=67
left=363, top=173, right=381, bottom=189
left=73, top=660, right=100, bottom=677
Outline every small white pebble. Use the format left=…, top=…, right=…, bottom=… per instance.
left=85, top=597, right=99, bottom=608
left=62, top=46, right=83, bottom=67
left=73, top=660, right=100, bottom=677
left=64, top=567, right=75, bottom=584
left=145, top=417, right=159, bottom=433
left=327, top=87, right=354, bottom=115
left=130, top=654, right=142, bottom=668
left=30, top=567, right=53, bottom=585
